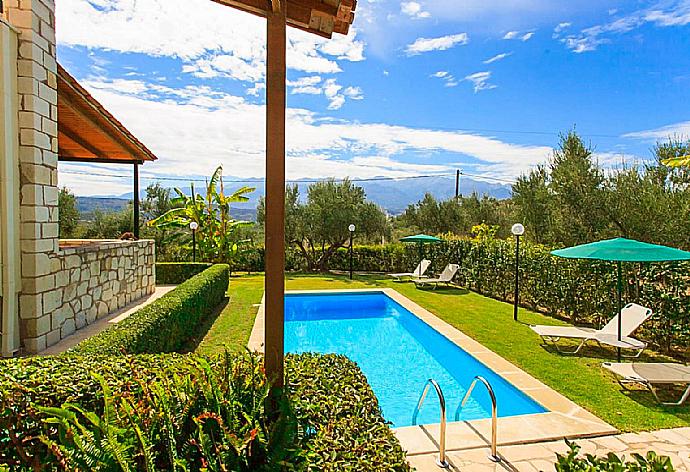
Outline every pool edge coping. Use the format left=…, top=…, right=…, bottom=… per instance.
left=248, top=287, right=618, bottom=454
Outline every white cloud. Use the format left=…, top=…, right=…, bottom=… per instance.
left=58, top=77, right=550, bottom=194
left=554, top=22, right=571, bottom=33
left=288, top=76, right=363, bottom=109
left=465, top=71, right=497, bottom=93
left=483, top=52, right=512, bottom=64
left=401, top=1, right=431, bottom=19
left=430, top=71, right=458, bottom=87
left=57, top=0, right=365, bottom=82
left=561, top=1, right=690, bottom=53
left=504, top=30, right=535, bottom=41
left=623, top=121, right=690, bottom=140
left=405, top=33, right=469, bottom=55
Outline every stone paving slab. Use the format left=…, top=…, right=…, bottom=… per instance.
left=409, top=428, right=690, bottom=472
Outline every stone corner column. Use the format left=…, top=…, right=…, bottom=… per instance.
left=6, top=0, right=60, bottom=353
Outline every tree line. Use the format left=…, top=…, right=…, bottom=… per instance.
left=59, top=130, right=690, bottom=267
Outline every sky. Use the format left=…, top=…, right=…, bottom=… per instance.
left=55, top=0, right=690, bottom=196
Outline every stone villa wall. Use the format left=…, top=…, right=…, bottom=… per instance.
left=26, top=241, right=156, bottom=349
left=4, top=0, right=61, bottom=353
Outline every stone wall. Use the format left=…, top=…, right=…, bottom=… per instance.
left=34, top=240, right=156, bottom=348
left=4, top=0, right=60, bottom=353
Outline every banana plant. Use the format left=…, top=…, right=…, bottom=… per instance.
left=148, top=166, right=255, bottom=264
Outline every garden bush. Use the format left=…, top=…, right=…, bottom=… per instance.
left=556, top=440, right=674, bottom=471
left=0, top=352, right=410, bottom=471
left=0, top=353, right=305, bottom=471
left=70, top=264, right=229, bottom=355
left=287, top=353, right=410, bottom=471
left=155, top=261, right=212, bottom=284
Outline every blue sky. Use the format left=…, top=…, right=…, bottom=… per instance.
left=56, top=0, right=690, bottom=196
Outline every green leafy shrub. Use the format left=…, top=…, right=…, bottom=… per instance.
left=287, top=353, right=411, bottom=471
left=155, top=262, right=212, bottom=284
left=0, top=354, right=188, bottom=468
left=70, top=264, right=229, bottom=355
left=40, top=353, right=305, bottom=471
left=1, top=353, right=410, bottom=471
left=556, top=440, right=675, bottom=471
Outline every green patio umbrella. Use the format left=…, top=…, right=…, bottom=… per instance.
left=400, top=234, right=442, bottom=264
left=551, top=238, right=690, bottom=360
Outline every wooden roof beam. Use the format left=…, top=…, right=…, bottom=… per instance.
left=59, top=126, right=109, bottom=159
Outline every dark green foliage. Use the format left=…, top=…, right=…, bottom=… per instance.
left=287, top=353, right=410, bottom=471
left=40, top=354, right=305, bottom=471
left=0, top=353, right=410, bottom=471
left=70, top=264, right=229, bottom=355
left=0, top=354, right=189, bottom=468
left=58, top=187, right=80, bottom=238
left=257, top=179, right=390, bottom=272
left=155, top=262, right=213, bottom=284
left=556, top=440, right=674, bottom=471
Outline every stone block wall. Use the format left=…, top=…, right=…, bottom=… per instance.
left=34, top=240, right=156, bottom=349
left=4, top=0, right=60, bottom=353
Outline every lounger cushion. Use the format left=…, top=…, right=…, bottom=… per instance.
left=603, top=362, right=690, bottom=384
left=529, top=325, right=597, bottom=339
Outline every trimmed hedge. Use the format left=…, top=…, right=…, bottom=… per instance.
left=155, top=262, right=213, bottom=284
left=1, top=353, right=410, bottom=471
left=70, top=264, right=229, bottom=355
left=287, top=353, right=410, bottom=471
left=0, top=354, right=189, bottom=467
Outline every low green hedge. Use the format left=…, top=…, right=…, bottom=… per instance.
left=155, top=262, right=213, bottom=284
left=287, top=353, right=410, bottom=471
left=1, top=352, right=410, bottom=471
left=70, top=264, right=229, bottom=355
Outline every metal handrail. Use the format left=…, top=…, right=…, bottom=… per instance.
left=412, top=379, right=449, bottom=469
left=455, top=376, right=500, bottom=463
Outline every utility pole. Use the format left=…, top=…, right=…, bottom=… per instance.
left=455, top=169, right=461, bottom=199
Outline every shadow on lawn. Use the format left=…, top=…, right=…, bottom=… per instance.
left=180, top=297, right=230, bottom=353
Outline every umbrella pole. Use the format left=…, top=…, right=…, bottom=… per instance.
left=617, top=261, right=622, bottom=362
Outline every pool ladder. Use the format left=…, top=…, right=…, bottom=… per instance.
left=412, top=376, right=501, bottom=468
left=412, top=379, right=449, bottom=468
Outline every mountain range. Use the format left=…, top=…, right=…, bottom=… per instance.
left=80, top=175, right=512, bottom=220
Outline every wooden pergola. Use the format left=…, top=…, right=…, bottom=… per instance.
left=57, top=64, right=158, bottom=238
left=212, top=0, right=357, bottom=386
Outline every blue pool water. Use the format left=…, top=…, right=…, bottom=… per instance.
left=284, top=291, right=546, bottom=428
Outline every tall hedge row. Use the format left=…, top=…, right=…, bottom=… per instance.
left=233, top=241, right=690, bottom=353
left=155, top=261, right=213, bottom=284
left=70, top=264, right=229, bottom=355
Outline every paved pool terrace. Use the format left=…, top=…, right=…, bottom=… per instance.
left=249, top=288, right=617, bottom=457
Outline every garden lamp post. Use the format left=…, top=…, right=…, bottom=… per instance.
left=190, top=221, right=199, bottom=262
left=511, top=223, right=525, bottom=322
left=348, top=224, right=356, bottom=280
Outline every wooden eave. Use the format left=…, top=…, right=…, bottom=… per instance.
left=210, top=0, right=356, bottom=38
left=57, top=64, right=157, bottom=164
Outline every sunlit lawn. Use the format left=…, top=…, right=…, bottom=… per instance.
left=196, top=272, right=690, bottom=432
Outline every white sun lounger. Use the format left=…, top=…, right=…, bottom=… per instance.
left=388, top=259, right=431, bottom=280
left=603, top=362, right=690, bottom=406
left=530, top=303, right=652, bottom=356
left=414, top=264, right=459, bottom=289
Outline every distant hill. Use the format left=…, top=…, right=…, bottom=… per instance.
left=76, top=196, right=257, bottom=221
left=83, top=175, right=512, bottom=218
left=76, top=197, right=129, bottom=219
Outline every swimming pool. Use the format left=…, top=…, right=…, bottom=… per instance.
left=284, top=291, right=546, bottom=428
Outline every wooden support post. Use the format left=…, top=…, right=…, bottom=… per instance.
left=133, top=162, right=140, bottom=239
left=264, top=3, right=286, bottom=388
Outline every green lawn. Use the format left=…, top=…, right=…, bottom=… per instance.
left=196, top=272, right=690, bottom=432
